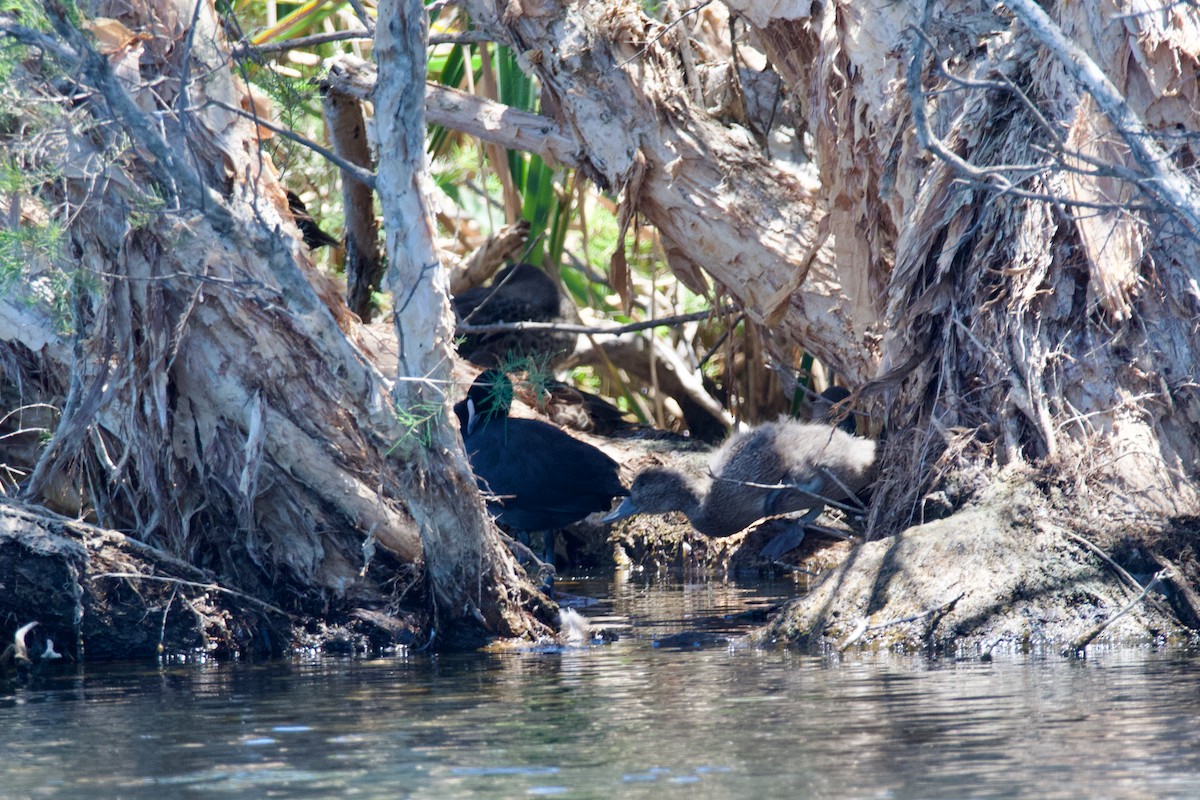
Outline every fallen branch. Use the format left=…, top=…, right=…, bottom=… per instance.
left=839, top=593, right=965, bottom=651
left=1067, top=569, right=1168, bottom=654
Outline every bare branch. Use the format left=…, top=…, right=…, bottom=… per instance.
left=206, top=98, right=377, bottom=189
left=425, top=83, right=582, bottom=167
left=39, top=3, right=207, bottom=213
left=1002, top=0, right=1200, bottom=240
left=1067, top=569, right=1168, bottom=653
left=232, top=29, right=372, bottom=58
left=458, top=306, right=732, bottom=337
left=321, top=55, right=582, bottom=168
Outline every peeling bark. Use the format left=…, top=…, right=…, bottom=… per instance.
left=0, top=0, right=551, bottom=653
left=373, top=0, right=552, bottom=642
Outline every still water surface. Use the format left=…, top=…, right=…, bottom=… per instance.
left=3, top=573, right=1200, bottom=799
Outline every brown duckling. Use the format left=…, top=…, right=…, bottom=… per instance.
left=602, top=420, right=875, bottom=556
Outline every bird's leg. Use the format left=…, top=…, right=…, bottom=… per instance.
left=759, top=501, right=825, bottom=560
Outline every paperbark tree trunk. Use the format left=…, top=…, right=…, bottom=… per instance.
left=0, top=0, right=552, bottom=652
left=453, top=0, right=1200, bottom=541
left=373, top=0, right=550, bottom=642
left=733, top=0, right=1200, bottom=531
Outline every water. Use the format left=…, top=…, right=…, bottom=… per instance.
left=3, top=573, right=1200, bottom=799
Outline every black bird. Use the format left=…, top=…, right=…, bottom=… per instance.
left=457, top=371, right=628, bottom=567
left=287, top=190, right=340, bottom=250
left=452, top=263, right=577, bottom=368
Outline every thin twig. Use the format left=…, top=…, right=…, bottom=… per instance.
left=1062, top=529, right=1144, bottom=594
left=345, top=0, right=375, bottom=35
left=91, top=572, right=293, bottom=618
left=708, top=474, right=868, bottom=515
left=206, top=98, right=376, bottom=189
left=0, top=401, right=59, bottom=428
left=1067, top=569, right=1168, bottom=654
left=697, top=314, right=742, bottom=370
left=429, top=30, right=495, bottom=46
left=233, top=29, right=372, bottom=57
left=459, top=306, right=733, bottom=337
left=618, top=0, right=713, bottom=68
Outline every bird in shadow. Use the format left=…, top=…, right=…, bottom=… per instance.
left=603, top=411, right=875, bottom=559
left=452, top=263, right=578, bottom=368
left=810, top=385, right=857, bottom=434
left=287, top=190, right=340, bottom=250
left=455, top=371, right=628, bottom=579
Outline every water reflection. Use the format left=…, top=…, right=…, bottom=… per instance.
left=2, top=574, right=1200, bottom=799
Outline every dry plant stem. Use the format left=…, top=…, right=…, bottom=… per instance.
left=1068, top=570, right=1168, bottom=654
left=839, top=593, right=965, bottom=651
left=476, top=41, right=521, bottom=224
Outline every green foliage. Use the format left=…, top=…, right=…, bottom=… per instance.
left=390, top=399, right=445, bottom=452
left=0, top=219, right=62, bottom=282
left=1, top=0, right=54, bottom=31
left=0, top=218, right=93, bottom=337
left=211, top=2, right=786, bottom=425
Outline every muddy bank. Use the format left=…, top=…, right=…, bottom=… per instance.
left=6, top=457, right=1199, bottom=664
left=749, top=469, right=1199, bottom=654
left=0, top=501, right=425, bottom=668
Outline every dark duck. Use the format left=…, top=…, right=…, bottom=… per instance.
left=456, top=371, right=628, bottom=566
left=603, top=402, right=875, bottom=559
left=452, top=263, right=578, bottom=369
